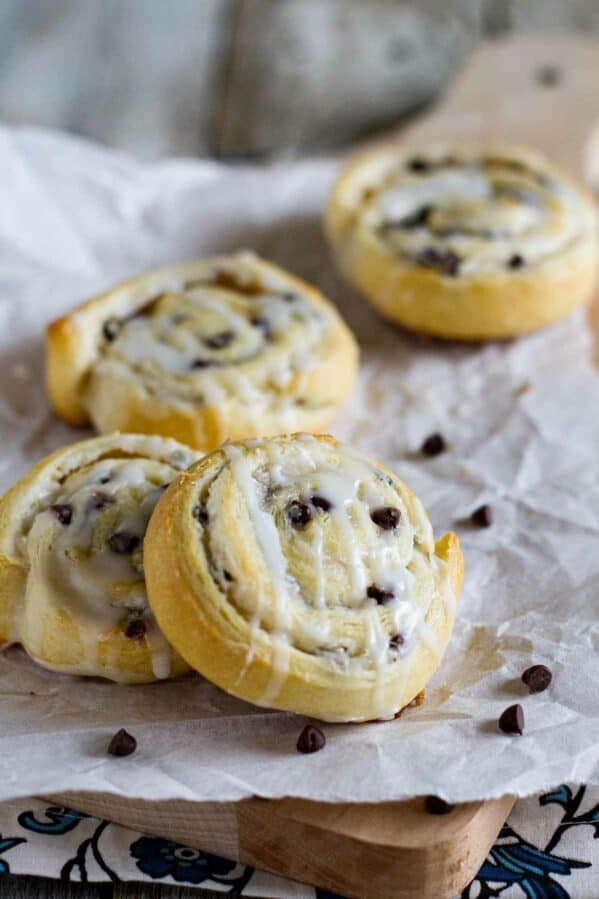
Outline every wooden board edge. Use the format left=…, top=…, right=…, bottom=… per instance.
left=44, top=791, right=514, bottom=899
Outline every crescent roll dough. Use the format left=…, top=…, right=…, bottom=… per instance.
left=0, top=433, right=200, bottom=683
left=145, top=433, right=463, bottom=722
left=46, top=251, right=358, bottom=451
left=325, top=141, right=599, bottom=339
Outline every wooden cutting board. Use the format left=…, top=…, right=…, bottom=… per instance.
left=47, top=36, right=599, bottom=899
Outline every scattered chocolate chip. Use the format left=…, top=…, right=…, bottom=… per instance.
left=281, top=291, right=297, bottom=302
left=367, top=584, right=395, bottom=605
left=50, top=504, right=73, bottom=526
left=191, top=358, right=216, bottom=369
left=471, top=504, right=493, bottom=527
left=107, top=532, right=140, bottom=554
left=192, top=504, right=208, bottom=525
left=499, top=703, right=524, bottom=735
left=107, top=728, right=137, bottom=757
left=407, top=157, right=431, bottom=173
left=522, top=664, right=552, bottom=694
left=537, top=64, right=561, bottom=87
left=389, top=633, right=405, bottom=650
left=370, top=506, right=401, bottom=531
left=204, top=330, right=235, bottom=350
left=310, top=495, right=332, bottom=512
left=99, top=476, right=111, bottom=485
left=88, top=491, right=115, bottom=511
left=125, top=619, right=147, bottom=640
left=223, top=569, right=234, bottom=582
left=421, top=433, right=447, bottom=457
left=102, top=317, right=121, bottom=341
left=287, top=500, right=312, bottom=528
left=250, top=315, right=271, bottom=336
left=508, top=253, right=525, bottom=269
left=425, top=795, right=454, bottom=815
left=296, top=724, right=326, bottom=754
left=415, top=247, right=461, bottom=277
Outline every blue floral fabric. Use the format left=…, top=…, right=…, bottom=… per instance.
left=0, top=786, right=598, bottom=896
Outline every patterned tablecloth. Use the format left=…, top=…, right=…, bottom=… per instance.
left=1, top=786, right=598, bottom=897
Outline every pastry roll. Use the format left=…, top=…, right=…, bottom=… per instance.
left=46, top=252, right=358, bottom=451
left=145, top=433, right=463, bottom=722
left=0, top=434, right=199, bottom=683
left=325, top=142, right=599, bottom=339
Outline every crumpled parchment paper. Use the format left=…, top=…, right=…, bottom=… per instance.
left=1, top=125, right=599, bottom=805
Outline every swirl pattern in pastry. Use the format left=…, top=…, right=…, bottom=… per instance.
left=325, top=142, right=599, bottom=339
left=145, top=433, right=463, bottom=722
left=46, top=252, right=358, bottom=450
left=0, top=434, right=200, bottom=682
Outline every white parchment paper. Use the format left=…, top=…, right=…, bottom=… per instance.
left=1, top=125, right=599, bottom=805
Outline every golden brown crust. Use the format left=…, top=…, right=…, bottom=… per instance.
left=145, top=433, right=463, bottom=722
left=325, top=141, right=599, bottom=340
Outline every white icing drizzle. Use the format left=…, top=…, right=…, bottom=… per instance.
left=211, top=435, right=446, bottom=709
left=91, top=269, right=331, bottom=417
left=21, top=454, right=182, bottom=680
left=363, top=151, right=596, bottom=276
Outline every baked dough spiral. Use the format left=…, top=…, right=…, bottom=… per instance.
left=145, top=433, right=463, bottom=722
left=46, top=252, right=358, bottom=451
left=325, top=142, right=599, bottom=339
left=0, top=434, right=200, bottom=683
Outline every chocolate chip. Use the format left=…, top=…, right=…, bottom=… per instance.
left=88, top=491, right=115, bottom=511
left=125, top=619, right=147, bottom=640
left=522, top=664, right=552, bottom=694
left=191, top=358, right=216, bottom=369
left=425, top=796, right=454, bottom=815
left=192, top=504, right=208, bottom=525
left=421, top=433, right=447, bottom=456
left=281, top=291, right=297, bottom=302
left=471, top=504, right=493, bottom=527
left=287, top=500, right=312, bottom=528
left=99, top=476, right=111, bottom=484
left=50, top=504, right=73, bottom=526
left=399, top=205, right=433, bottom=229
left=407, top=157, right=431, bottom=173
left=508, top=253, right=525, bottom=269
left=310, top=495, right=332, bottom=512
left=499, top=703, right=524, bottom=735
left=415, top=247, right=461, bottom=277
left=223, top=569, right=234, bottom=582
left=370, top=506, right=401, bottom=531
left=250, top=315, right=272, bottom=336
left=367, top=585, right=395, bottom=605
left=107, top=728, right=137, bottom=757
left=204, top=330, right=235, bottom=350
left=102, top=317, right=121, bottom=341
left=389, top=633, right=405, bottom=650
left=296, top=724, right=326, bottom=754
left=107, top=532, right=140, bottom=554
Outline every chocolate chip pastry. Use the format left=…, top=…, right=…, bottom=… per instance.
left=0, top=434, right=200, bottom=683
left=144, top=433, right=463, bottom=722
left=46, top=251, right=358, bottom=451
left=325, top=142, right=599, bottom=339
